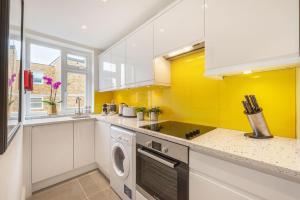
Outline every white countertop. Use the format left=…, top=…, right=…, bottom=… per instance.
left=24, top=114, right=300, bottom=183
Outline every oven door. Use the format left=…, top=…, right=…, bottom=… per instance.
left=136, top=145, right=188, bottom=200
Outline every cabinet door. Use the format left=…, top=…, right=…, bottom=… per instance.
left=32, top=123, right=73, bottom=183
left=126, top=23, right=154, bottom=84
left=74, top=120, right=95, bottom=168
left=95, top=121, right=111, bottom=177
left=190, top=172, right=253, bottom=200
left=205, top=0, right=299, bottom=73
left=154, top=0, right=205, bottom=56
left=99, top=51, right=114, bottom=91
left=111, top=41, right=126, bottom=88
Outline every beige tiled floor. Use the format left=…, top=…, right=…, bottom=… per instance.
left=28, top=170, right=121, bottom=200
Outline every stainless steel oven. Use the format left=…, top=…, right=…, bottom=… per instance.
left=136, top=132, right=189, bottom=200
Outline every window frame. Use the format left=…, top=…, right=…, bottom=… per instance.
left=30, top=95, right=44, bottom=110
left=25, top=38, right=92, bottom=117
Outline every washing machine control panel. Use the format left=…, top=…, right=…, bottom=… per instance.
left=117, top=136, right=130, bottom=143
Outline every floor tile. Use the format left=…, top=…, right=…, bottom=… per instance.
left=28, top=170, right=117, bottom=200
left=78, top=171, right=105, bottom=197
left=28, top=179, right=86, bottom=200
left=89, top=189, right=121, bottom=200
left=89, top=171, right=110, bottom=191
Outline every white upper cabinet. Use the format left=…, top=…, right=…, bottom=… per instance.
left=99, top=51, right=114, bottom=91
left=111, top=41, right=126, bottom=88
left=205, top=0, right=300, bottom=76
left=154, top=0, right=205, bottom=57
left=126, top=23, right=155, bottom=85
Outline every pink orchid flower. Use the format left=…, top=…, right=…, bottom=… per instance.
left=43, top=76, right=53, bottom=85
left=53, top=81, right=62, bottom=89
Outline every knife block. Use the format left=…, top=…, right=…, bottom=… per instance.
left=244, top=111, right=273, bottom=139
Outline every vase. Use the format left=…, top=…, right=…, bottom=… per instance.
left=137, top=112, right=144, bottom=121
left=150, top=112, right=158, bottom=121
left=48, top=104, right=57, bottom=115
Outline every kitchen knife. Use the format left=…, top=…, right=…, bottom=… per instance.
left=242, top=101, right=251, bottom=114
left=250, top=95, right=261, bottom=113
left=244, top=95, right=254, bottom=114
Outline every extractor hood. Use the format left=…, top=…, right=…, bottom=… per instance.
left=164, top=42, right=205, bottom=60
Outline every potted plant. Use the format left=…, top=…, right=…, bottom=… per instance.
left=42, top=76, right=62, bottom=115
left=148, top=107, right=162, bottom=121
left=136, top=107, right=146, bottom=121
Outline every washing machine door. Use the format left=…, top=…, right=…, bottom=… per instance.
left=111, top=142, right=130, bottom=180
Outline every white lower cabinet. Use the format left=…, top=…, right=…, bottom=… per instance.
left=190, top=150, right=300, bottom=200
left=74, top=120, right=95, bottom=168
left=95, top=121, right=111, bottom=177
left=32, top=123, right=74, bottom=183
left=190, top=172, right=251, bottom=200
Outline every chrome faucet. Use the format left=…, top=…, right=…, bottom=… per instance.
left=75, top=97, right=82, bottom=115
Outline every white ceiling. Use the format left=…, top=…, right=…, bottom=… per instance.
left=24, top=0, right=175, bottom=50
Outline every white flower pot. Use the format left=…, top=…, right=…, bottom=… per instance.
left=137, top=112, right=144, bottom=121
left=150, top=112, right=158, bottom=121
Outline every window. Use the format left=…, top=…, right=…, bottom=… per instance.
left=66, top=73, right=86, bottom=109
left=30, top=96, right=44, bottom=110
left=25, top=39, right=91, bottom=117
left=32, top=71, right=44, bottom=84
left=67, top=54, right=87, bottom=69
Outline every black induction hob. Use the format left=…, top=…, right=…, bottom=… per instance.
left=140, top=121, right=216, bottom=140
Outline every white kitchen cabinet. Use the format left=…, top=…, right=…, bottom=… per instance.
left=32, top=123, right=73, bottom=183
left=190, top=150, right=300, bottom=200
left=205, top=0, right=300, bottom=76
left=154, top=0, right=205, bottom=57
left=111, top=41, right=126, bottom=88
left=74, top=120, right=95, bottom=169
left=95, top=121, right=111, bottom=177
left=126, top=23, right=154, bottom=85
left=99, top=51, right=114, bottom=91
left=190, top=172, right=252, bottom=200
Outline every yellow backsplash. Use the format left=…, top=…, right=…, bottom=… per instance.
left=95, top=50, right=297, bottom=138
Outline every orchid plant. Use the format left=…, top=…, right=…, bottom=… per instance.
left=42, top=76, right=62, bottom=106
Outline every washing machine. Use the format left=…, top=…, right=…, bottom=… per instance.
left=110, top=125, right=136, bottom=200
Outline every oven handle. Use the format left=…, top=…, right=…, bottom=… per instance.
left=137, top=148, right=176, bottom=169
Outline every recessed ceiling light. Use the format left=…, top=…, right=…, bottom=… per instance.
left=101, top=0, right=108, bottom=2
left=81, top=25, right=87, bottom=30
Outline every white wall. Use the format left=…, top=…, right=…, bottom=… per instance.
left=0, top=127, right=23, bottom=200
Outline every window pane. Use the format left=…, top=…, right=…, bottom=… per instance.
left=32, top=71, right=44, bottom=84
left=30, top=97, right=43, bottom=110
left=67, top=73, right=86, bottom=109
left=8, top=39, right=21, bottom=133
left=67, top=54, right=87, bottom=69
left=29, top=44, right=61, bottom=114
